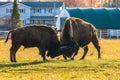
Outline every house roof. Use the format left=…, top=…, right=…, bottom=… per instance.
left=30, top=16, right=55, bottom=20
left=0, top=2, right=10, bottom=6
left=66, top=8, right=120, bottom=29
left=0, top=2, right=64, bottom=8
left=21, top=2, right=64, bottom=8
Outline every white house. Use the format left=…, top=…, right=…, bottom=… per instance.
left=0, top=2, right=65, bottom=30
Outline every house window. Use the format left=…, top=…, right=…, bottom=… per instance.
left=19, top=9, right=24, bottom=13
left=34, top=8, right=41, bottom=13
left=22, top=20, right=26, bottom=25
left=38, top=20, right=43, bottom=24
left=6, top=9, right=9, bottom=13
left=35, top=9, right=39, bottom=13
left=30, top=20, right=45, bottom=24
left=39, top=20, right=44, bottom=24
left=34, top=20, right=38, bottom=24
left=48, top=8, right=52, bottom=13
left=30, top=20, right=34, bottom=24
left=48, top=20, right=53, bottom=23
left=44, top=8, right=46, bottom=13
left=44, top=8, right=52, bottom=13
left=9, top=9, right=13, bottom=13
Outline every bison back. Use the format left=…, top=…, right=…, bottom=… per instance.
left=11, top=26, right=58, bottom=48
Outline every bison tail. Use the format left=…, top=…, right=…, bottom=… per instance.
left=5, top=31, right=12, bottom=43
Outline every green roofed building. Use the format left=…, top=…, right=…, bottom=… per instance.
left=56, top=8, right=120, bottom=38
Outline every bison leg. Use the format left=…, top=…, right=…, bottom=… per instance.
left=71, top=49, right=78, bottom=60
left=92, top=37, right=101, bottom=59
left=10, top=45, right=20, bottom=62
left=71, top=44, right=79, bottom=60
left=80, top=46, right=88, bottom=60
left=92, top=41, right=101, bottom=59
left=63, top=55, right=67, bottom=60
left=10, top=46, right=14, bottom=62
left=39, top=48, right=46, bottom=61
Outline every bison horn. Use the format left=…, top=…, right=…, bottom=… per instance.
left=60, top=46, right=68, bottom=51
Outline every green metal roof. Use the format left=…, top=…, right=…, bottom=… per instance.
left=66, top=8, right=120, bottom=29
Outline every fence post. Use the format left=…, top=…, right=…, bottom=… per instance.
left=99, top=30, right=102, bottom=38
left=117, top=30, right=119, bottom=39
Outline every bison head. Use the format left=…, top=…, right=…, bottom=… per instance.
left=60, top=45, right=75, bottom=58
left=47, top=47, right=62, bottom=58
left=47, top=45, right=74, bottom=58
left=47, top=41, right=79, bottom=59
left=59, top=42, right=79, bottom=58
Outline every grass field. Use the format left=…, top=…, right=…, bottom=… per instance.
left=0, top=39, right=120, bottom=80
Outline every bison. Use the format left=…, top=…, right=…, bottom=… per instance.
left=59, top=17, right=101, bottom=60
left=5, top=25, right=61, bottom=62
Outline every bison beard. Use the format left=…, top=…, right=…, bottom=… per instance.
left=60, top=17, right=101, bottom=60
left=5, top=25, right=61, bottom=62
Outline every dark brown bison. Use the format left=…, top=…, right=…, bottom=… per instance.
left=60, top=17, right=101, bottom=60
left=5, top=25, right=61, bottom=62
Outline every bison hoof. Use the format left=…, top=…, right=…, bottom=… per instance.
left=43, top=59, right=48, bottom=62
left=80, top=58, right=84, bottom=60
left=71, top=58, right=74, bottom=60
left=98, top=57, right=101, bottom=59
left=63, top=57, right=67, bottom=60
left=11, top=61, right=17, bottom=62
left=63, top=56, right=67, bottom=60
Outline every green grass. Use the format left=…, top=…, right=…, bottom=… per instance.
left=0, top=39, right=120, bottom=80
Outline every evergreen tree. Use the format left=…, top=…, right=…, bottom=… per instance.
left=11, top=0, right=21, bottom=29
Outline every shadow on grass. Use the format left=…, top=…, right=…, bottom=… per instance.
left=0, top=60, right=51, bottom=68
left=0, top=59, right=75, bottom=69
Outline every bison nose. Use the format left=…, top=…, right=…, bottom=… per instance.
left=60, top=46, right=68, bottom=51
left=47, top=54, right=54, bottom=58
left=60, top=46, right=67, bottom=50
left=51, top=56, right=55, bottom=58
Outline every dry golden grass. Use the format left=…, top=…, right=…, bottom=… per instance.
left=0, top=39, right=120, bottom=80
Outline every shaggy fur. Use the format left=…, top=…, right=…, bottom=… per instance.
left=60, top=17, right=101, bottom=60
left=5, top=25, right=61, bottom=62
